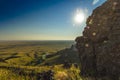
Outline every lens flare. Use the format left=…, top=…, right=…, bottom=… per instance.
left=74, top=12, right=85, bottom=24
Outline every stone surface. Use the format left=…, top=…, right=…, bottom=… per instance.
left=75, top=0, right=120, bottom=79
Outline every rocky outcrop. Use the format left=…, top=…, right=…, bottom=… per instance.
left=75, top=0, right=120, bottom=79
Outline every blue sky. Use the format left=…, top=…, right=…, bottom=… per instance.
left=0, top=0, right=106, bottom=40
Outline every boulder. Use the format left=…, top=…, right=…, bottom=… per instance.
left=75, top=0, right=120, bottom=79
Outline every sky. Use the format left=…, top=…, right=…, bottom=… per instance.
left=0, top=0, right=106, bottom=40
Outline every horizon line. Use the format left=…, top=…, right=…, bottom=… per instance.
left=0, top=40, right=74, bottom=41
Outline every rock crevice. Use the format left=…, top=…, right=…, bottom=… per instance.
left=75, top=0, right=120, bottom=79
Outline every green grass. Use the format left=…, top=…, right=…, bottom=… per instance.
left=0, top=41, right=74, bottom=66
left=0, top=41, right=83, bottom=80
left=0, top=64, right=82, bottom=80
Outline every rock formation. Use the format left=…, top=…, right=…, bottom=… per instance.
left=75, top=0, right=120, bottom=79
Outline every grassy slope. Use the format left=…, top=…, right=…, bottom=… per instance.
left=0, top=41, right=83, bottom=80
left=0, top=41, right=74, bottom=66
left=0, top=64, right=82, bottom=80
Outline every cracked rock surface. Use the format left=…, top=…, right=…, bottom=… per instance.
left=75, top=0, right=120, bottom=79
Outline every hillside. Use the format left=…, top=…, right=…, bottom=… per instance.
left=0, top=41, right=76, bottom=66
left=0, top=41, right=81, bottom=80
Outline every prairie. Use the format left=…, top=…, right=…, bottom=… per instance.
left=0, top=40, right=82, bottom=80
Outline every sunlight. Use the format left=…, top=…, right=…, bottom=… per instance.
left=74, top=12, right=85, bottom=24
left=73, top=9, right=86, bottom=25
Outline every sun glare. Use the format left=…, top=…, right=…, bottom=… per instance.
left=74, top=12, right=85, bottom=24
left=73, top=9, right=86, bottom=25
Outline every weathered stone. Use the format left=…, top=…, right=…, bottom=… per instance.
left=75, top=0, right=120, bottom=79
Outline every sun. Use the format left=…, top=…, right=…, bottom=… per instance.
left=73, top=9, right=86, bottom=25
left=74, top=12, right=85, bottom=24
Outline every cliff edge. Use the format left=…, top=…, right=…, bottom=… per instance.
left=75, top=0, right=120, bottom=79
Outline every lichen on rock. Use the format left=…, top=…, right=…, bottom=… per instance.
left=75, top=0, right=120, bottom=79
